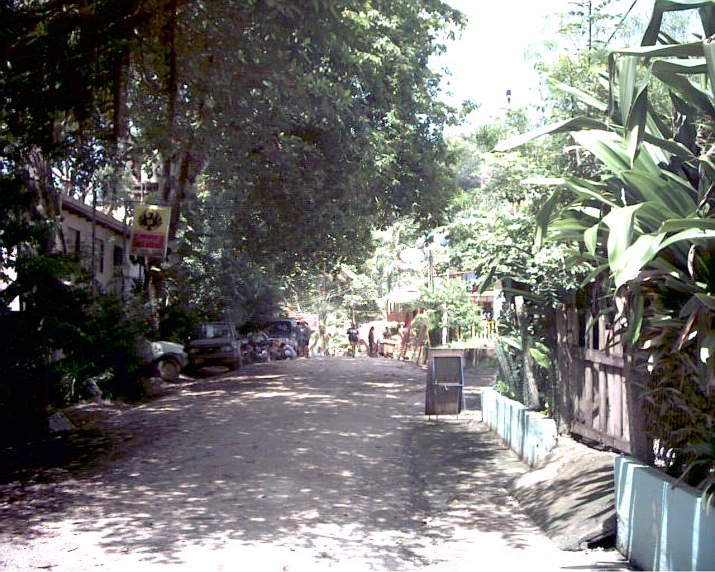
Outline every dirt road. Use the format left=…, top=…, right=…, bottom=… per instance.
left=0, top=357, right=631, bottom=571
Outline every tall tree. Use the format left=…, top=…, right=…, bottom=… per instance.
left=128, top=0, right=465, bottom=316
left=2, top=0, right=465, bottom=319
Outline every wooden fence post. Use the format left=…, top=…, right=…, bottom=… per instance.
left=555, top=306, right=574, bottom=433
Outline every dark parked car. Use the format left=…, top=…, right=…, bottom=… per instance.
left=186, top=322, right=242, bottom=372
left=264, top=319, right=300, bottom=351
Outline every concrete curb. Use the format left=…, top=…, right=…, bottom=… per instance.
left=481, top=387, right=619, bottom=551
left=481, top=387, right=557, bottom=468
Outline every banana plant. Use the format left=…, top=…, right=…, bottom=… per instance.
left=497, top=0, right=715, bottom=468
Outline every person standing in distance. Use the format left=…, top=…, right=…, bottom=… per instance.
left=368, top=326, right=376, bottom=357
left=299, top=321, right=312, bottom=357
left=347, top=323, right=359, bottom=356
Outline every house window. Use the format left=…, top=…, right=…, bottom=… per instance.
left=94, top=239, right=104, bottom=274
left=113, top=246, right=124, bottom=268
left=66, top=228, right=80, bottom=256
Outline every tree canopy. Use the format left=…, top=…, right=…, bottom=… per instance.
left=1, top=0, right=465, bottom=319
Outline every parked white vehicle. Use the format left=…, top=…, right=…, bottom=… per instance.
left=151, top=341, right=188, bottom=381
left=137, top=339, right=188, bottom=382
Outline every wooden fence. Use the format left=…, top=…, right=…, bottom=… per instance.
left=557, top=307, right=633, bottom=454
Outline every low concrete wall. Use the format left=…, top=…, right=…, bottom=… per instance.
left=615, top=456, right=715, bottom=571
left=481, top=388, right=557, bottom=467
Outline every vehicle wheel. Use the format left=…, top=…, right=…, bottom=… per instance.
left=155, top=357, right=182, bottom=382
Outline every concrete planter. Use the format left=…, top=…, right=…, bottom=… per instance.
left=481, top=388, right=557, bottom=467
left=615, top=456, right=715, bottom=571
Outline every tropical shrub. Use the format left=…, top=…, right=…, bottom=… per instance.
left=416, top=278, right=484, bottom=344
left=497, top=0, right=715, bottom=478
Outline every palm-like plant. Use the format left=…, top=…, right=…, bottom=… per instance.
left=497, top=0, right=715, bottom=483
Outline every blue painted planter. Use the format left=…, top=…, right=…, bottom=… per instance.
left=615, top=456, right=715, bottom=571
left=481, top=388, right=557, bottom=467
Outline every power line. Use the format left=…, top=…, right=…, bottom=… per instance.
left=607, top=0, right=639, bottom=44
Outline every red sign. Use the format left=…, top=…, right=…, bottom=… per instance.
left=130, top=205, right=171, bottom=258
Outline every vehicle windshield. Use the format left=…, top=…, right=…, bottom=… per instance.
left=198, top=324, right=232, bottom=339
left=266, top=321, right=291, bottom=337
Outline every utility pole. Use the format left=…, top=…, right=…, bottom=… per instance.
left=428, top=250, right=434, bottom=292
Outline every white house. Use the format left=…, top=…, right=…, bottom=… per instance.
left=60, top=194, right=142, bottom=296
left=0, top=195, right=142, bottom=310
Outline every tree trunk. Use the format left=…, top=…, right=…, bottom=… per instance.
left=109, top=49, right=130, bottom=211
left=21, top=147, right=63, bottom=415
left=25, top=147, right=63, bottom=256
left=515, top=296, right=540, bottom=410
left=142, top=0, right=179, bottom=335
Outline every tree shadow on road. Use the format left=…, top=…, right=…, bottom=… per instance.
left=0, top=358, right=557, bottom=569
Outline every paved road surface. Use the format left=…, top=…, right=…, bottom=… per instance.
left=0, top=357, right=631, bottom=571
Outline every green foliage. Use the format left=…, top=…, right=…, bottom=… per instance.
left=158, top=302, right=203, bottom=344
left=341, top=271, right=382, bottom=321
left=2, top=0, right=464, bottom=337
left=492, top=330, right=557, bottom=415
left=445, top=117, right=591, bottom=310
left=39, top=293, right=148, bottom=404
left=63, top=295, right=147, bottom=400
left=493, top=336, right=521, bottom=399
left=440, top=113, right=588, bottom=416
left=0, top=253, right=87, bottom=428
left=128, top=0, right=462, bottom=271
left=496, top=1, right=715, bottom=470
left=0, top=274, right=148, bottom=440
left=671, top=434, right=715, bottom=511
left=365, top=220, right=425, bottom=297
left=143, top=0, right=465, bottom=319
left=492, top=379, right=514, bottom=399
left=440, top=2, right=671, bottom=416
left=416, top=278, right=483, bottom=341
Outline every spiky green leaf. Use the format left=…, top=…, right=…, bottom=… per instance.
left=642, top=1, right=715, bottom=46
left=584, top=222, right=600, bottom=256
left=571, top=130, right=661, bottom=175
left=660, top=218, right=715, bottom=232
left=618, top=56, right=639, bottom=126
left=704, top=38, right=715, bottom=93
left=643, top=132, right=696, bottom=161
left=625, top=292, right=644, bottom=346
left=652, top=59, right=708, bottom=74
left=580, top=263, right=610, bottom=286
left=561, top=176, right=621, bottom=207
left=620, top=171, right=696, bottom=217
left=546, top=78, right=608, bottom=112
left=653, top=70, right=715, bottom=117
left=494, top=118, right=608, bottom=152
left=603, top=204, right=641, bottom=270
left=530, top=346, right=552, bottom=370
left=659, top=228, right=715, bottom=249
left=535, top=189, right=564, bottom=249
left=626, top=85, right=649, bottom=166
left=613, top=232, right=666, bottom=287
left=694, top=293, right=715, bottom=311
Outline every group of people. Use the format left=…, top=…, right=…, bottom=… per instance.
left=296, top=321, right=312, bottom=357
left=347, top=322, right=406, bottom=357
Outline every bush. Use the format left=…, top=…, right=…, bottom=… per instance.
left=59, top=295, right=148, bottom=402
left=492, top=379, right=514, bottom=399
